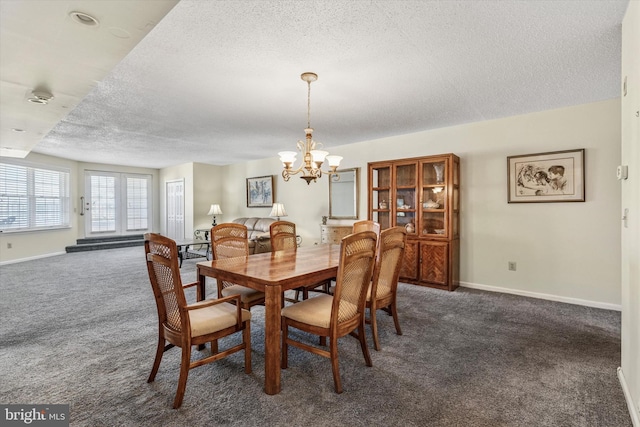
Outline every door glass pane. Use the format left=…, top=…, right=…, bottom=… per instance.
left=422, top=161, right=446, bottom=185
left=421, top=212, right=446, bottom=236
left=372, top=167, right=391, bottom=188
left=372, top=167, right=391, bottom=228
left=127, top=177, right=148, bottom=231
left=396, top=164, right=416, bottom=187
left=90, top=176, right=116, bottom=232
left=372, top=211, right=390, bottom=229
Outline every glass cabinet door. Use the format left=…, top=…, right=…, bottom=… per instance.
left=395, top=163, right=417, bottom=233
left=420, top=160, right=447, bottom=236
left=371, top=166, right=391, bottom=230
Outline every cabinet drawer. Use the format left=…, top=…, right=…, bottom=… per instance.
left=320, top=225, right=352, bottom=245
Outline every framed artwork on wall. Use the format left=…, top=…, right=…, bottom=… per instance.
left=507, top=149, right=585, bottom=203
left=247, top=175, right=274, bottom=207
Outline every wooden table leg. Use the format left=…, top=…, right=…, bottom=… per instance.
left=264, top=284, right=282, bottom=395
left=196, top=266, right=205, bottom=302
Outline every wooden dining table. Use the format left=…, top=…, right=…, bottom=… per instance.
left=196, top=243, right=340, bottom=395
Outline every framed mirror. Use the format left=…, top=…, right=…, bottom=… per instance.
left=329, top=168, right=360, bottom=219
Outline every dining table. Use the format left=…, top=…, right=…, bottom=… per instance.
left=196, top=243, right=340, bottom=395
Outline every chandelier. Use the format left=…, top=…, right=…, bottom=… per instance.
left=279, top=72, right=342, bottom=185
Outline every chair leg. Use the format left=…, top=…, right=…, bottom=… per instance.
left=370, top=306, right=381, bottom=351
left=210, top=339, right=218, bottom=355
left=390, top=301, right=402, bottom=336
left=357, top=324, right=373, bottom=367
left=148, top=333, right=165, bottom=383
left=173, top=345, right=192, bottom=409
left=329, top=336, right=343, bottom=394
left=281, top=321, right=289, bottom=369
left=319, top=336, right=327, bottom=346
left=243, top=322, right=252, bottom=374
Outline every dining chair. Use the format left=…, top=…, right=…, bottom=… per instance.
left=366, top=226, right=407, bottom=351
left=144, top=233, right=251, bottom=409
left=320, top=219, right=381, bottom=297
left=352, top=220, right=381, bottom=238
left=270, top=220, right=330, bottom=302
left=211, top=223, right=266, bottom=310
left=270, top=220, right=298, bottom=250
left=281, top=230, right=378, bottom=393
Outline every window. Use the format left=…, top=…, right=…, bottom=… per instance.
left=0, top=160, right=70, bottom=232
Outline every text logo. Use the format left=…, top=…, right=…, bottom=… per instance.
left=2, top=405, right=69, bottom=426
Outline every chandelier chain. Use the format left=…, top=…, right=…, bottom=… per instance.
left=307, top=80, right=312, bottom=129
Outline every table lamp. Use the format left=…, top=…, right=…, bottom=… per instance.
left=207, top=204, right=223, bottom=226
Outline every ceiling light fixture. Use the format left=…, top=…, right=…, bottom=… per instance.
left=69, top=11, right=100, bottom=27
left=27, top=90, right=53, bottom=105
left=279, top=72, right=342, bottom=185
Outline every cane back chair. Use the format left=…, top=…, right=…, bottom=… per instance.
left=211, top=223, right=265, bottom=310
left=352, top=220, right=381, bottom=239
left=144, top=233, right=251, bottom=408
left=270, top=220, right=330, bottom=302
left=281, top=231, right=378, bottom=393
left=366, top=226, right=407, bottom=350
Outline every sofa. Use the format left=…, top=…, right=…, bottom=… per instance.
left=231, top=217, right=275, bottom=254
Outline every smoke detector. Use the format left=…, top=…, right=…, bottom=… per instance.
left=27, top=90, right=54, bottom=105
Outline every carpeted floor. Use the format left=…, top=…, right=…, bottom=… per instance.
left=0, top=247, right=632, bottom=426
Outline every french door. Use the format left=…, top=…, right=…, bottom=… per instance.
left=83, top=171, right=152, bottom=237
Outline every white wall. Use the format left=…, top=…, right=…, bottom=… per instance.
left=193, top=163, right=225, bottom=231
left=218, top=99, right=622, bottom=308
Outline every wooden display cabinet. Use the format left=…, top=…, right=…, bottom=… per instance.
left=368, top=154, right=460, bottom=291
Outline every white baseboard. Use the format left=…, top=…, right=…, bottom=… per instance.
left=618, top=367, right=640, bottom=427
left=0, top=251, right=66, bottom=266
left=460, top=281, right=622, bottom=311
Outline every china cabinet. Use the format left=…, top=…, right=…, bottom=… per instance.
left=368, top=154, right=460, bottom=291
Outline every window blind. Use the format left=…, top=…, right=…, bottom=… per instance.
left=0, top=161, right=70, bottom=231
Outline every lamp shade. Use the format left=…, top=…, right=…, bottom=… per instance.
left=278, top=151, right=297, bottom=166
left=269, top=203, right=287, bottom=218
left=207, top=204, right=223, bottom=215
left=325, top=155, right=343, bottom=167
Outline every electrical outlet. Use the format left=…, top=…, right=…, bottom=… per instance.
left=7, top=243, right=12, bottom=249
left=508, top=261, right=516, bottom=271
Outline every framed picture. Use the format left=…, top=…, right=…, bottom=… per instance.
left=507, top=149, right=585, bottom=203
left=246, top=175, right=274, bottom=207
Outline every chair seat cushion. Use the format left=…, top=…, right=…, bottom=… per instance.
left=281, top=294, right=333, bottom=328
left=221, top=285, right=265, bottom=303
left=189, top=302, right=251, bottom=337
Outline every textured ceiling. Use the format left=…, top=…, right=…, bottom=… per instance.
left=0, top=0, right=179, bottom=159
left=2, top=0, right=630, bottom=169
